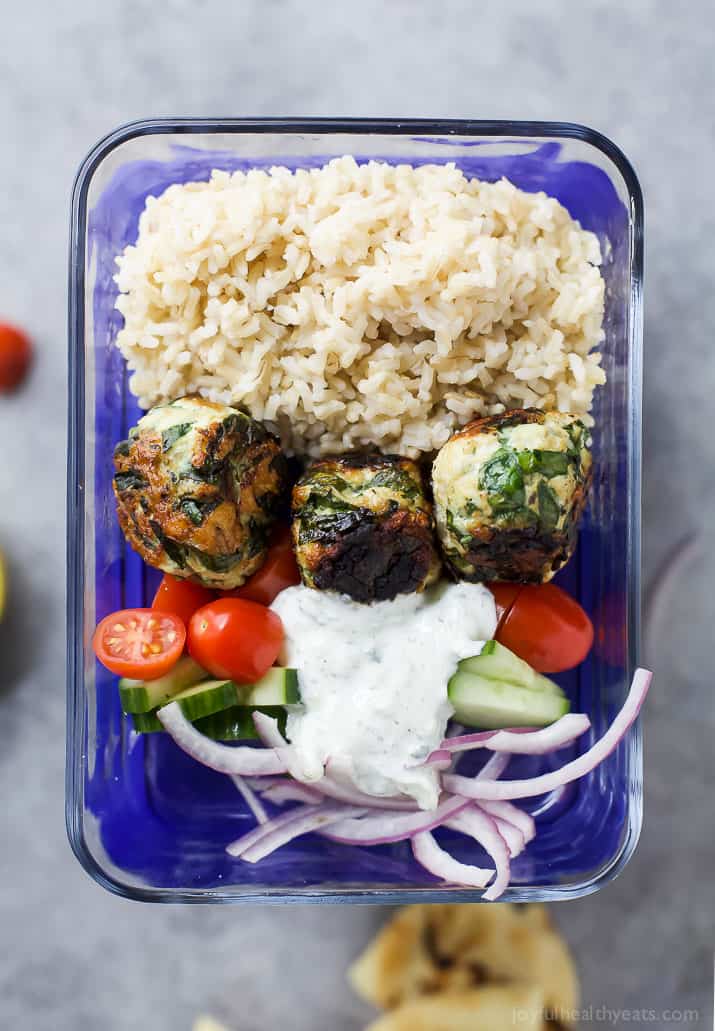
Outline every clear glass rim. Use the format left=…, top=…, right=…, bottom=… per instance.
left=66, top=118, right=644, bottom=903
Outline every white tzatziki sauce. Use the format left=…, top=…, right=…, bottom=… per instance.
left=270, top=582, right=497, bottom=810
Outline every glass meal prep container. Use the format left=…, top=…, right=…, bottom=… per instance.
left=67, top=118, right=644, bottom=904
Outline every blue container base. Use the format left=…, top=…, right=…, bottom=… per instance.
left=68, top=120, right=643, bottom=902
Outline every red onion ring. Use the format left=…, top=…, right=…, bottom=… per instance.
left=488, top=815, right=525, bottom=858
left=226, top=803, right=319, bottom=858
left=414, top=748, right=453, bottom=771
left=477, top=799, right=536, bottom=842
left=444, top=806, right=511, bottom=901
left=240, top=805, right=365, bottom=864
left=442, top=668, right=652, bottom=801
left=230, top=775, right=268, bottom=824
left=314, top=760, right=420, bottom=810
left=252, top=710, right=289, bottom=749
left=157, top=702, right=286, bottom=776
left=322, top=795, right=471, bottom=846
left=412, top=830, right=494, bottom=890
left=260, top=782, right=324, bottom=806
left=475, top=753, right=510, bottom=781
left=439, top=713, right=590, bottom=756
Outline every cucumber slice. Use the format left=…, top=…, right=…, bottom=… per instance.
left=127, top=668, right=298, bottom=735
left=195, top=705, right=288, bottom=741
left=238, top=667, right=300, bottom=706
left=130, top=711, right=165, bottom=733
left=448, top=670, right=570, bottom=730
left=459, top=641, right=563, bottom=697
left=131, top=705, right=287, bottom=739
left=119, top=656, right=208, bottom=714
left=134, top=678, right=238, bottom=725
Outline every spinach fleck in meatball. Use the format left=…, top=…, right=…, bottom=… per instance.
left=113, top=396, right=289, bottom=589
left=432, top=409, right=592, bottom=583
left=292, top=454, right=441, bottom=603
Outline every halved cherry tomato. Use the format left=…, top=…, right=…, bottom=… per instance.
left=490, top=582, right=594, bottom=674
left=0, top=323, right=32, bottom=392
left=224, top=525, right=301, bottom=607
left=188, top=598, right=284, bottom=683
left=93, top=608, right=185, bottom=680
left=152, top=574, right=215, bottom=630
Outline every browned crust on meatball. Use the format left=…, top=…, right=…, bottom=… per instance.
left=298, top=507, right=440, bottom=603
left=450, top=408, right=546, bottom=443
left=112, top=410, right=288, bottom=588
left=291, top=453, right=441, bottom=602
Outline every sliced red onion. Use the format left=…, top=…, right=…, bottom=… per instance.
left=444, top=806, right=511, bottom=901
left=260, top=782, right=324, bottom=806
left=314, top=775, right=417, bottom=811
left=244, top=775, right=286, bottom=791
left=475, top=752, right=510, bottom=781
left=483, top=714, right=590, bottom=754
left=230, top=774, right=268, bottom=824
left=157, top=702, right=286, bottom=776
left=240, top=805, right=365, bottom=864
left=414, top=748, right=452, bottom=771
left=477, top=799, right=536, bottom=843
left=443, top=668, right=652, bottom=802
left=412, top=831, right=494, bottom=890
left=438, top=727, right=530, bottom=751
left=227, top=802, right=327, bottom=858
left=316, top=762, right=420, bottom=811
left=322, top=795, right=471, bottom=846
left=252, top=710, right=311, bottom=782
left=440, top=713, right=590, bottom=756
left=486, top=815, right=525, bottom=858
left=252, top=710, right=288, bottom=749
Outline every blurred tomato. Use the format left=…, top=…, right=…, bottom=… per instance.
left=0, top=323, right=32, bottom=392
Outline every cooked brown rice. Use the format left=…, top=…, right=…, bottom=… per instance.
left=114, top=156, right=606, bottom=457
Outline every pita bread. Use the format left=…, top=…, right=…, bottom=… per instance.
left=364, top=984, right=547, bottom=1030
left=350, top=903, right=578, bottom=1025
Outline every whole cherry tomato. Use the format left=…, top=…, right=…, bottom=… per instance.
left=188, top=598, right=284, bottom=683
left=152, top=574, right=215, bottom=630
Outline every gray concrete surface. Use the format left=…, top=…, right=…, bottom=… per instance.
left=1, top=1, right=713, bottom=1028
